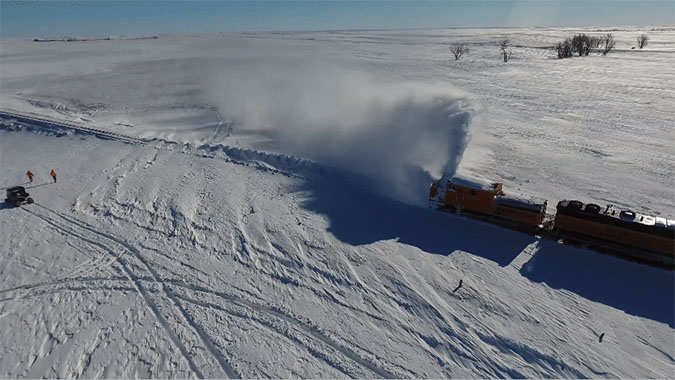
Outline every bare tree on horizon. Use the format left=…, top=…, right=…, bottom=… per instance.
left=500, top=39, right=512, bottom=62
left=450, top=43, right=469, bottom=60
left=600, top=33, right=616, bottom=55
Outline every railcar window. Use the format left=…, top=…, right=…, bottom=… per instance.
left=469, top=190, right=477, bottom=196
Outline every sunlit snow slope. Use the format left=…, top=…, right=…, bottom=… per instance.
left=1, top=27, right=674, bottom=378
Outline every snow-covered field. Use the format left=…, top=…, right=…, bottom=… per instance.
left=1, top=27, right=674, bottom=378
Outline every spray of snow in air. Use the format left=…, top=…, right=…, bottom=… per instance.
left=208, top=60, right=475, bottom=205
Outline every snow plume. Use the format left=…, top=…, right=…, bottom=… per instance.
left=207, top=60, right=475, bottom=205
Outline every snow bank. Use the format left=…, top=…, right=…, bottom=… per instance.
left=206, top=60, right=475, bottom=205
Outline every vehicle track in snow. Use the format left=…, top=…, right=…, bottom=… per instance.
left=21, top=204, right=239, bottom=379
left=168, top=282, right=406, bottom=378
left=0, top=271, right=406, bottom=378
left=0, top=277, right=133, bottom=303
left=18, top=204, right=406, bottom=378
left=6, top=198, right=407, bottom=378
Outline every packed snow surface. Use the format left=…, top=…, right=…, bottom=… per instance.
left=449, top=175, right=498, bottom=192
left=1, top=27, right=674, bottom=378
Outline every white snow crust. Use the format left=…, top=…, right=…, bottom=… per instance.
left=1, top=27, right=674, bottom=378
left=449, top=175, right=498, bottom=192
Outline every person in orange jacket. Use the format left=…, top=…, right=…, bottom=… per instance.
left=50, top=169, right=57, bottom=183
left=26, top=170, right=34, bottom=183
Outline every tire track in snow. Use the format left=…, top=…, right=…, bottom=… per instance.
left=173, top=292, right=357, bottom=378
left=0, top=276, right=126, bottom=295
left=0, top=278, right=135, bottom=303
left=40, top=205, right=241, bottom=379
left=21, top=206, right=206, bottom=378
left=59, top=253, right=119, bottom=280
left=165, top=280, right=405, bottom=378
left=22, top=205, right=238, bottom=379
left=22, top=205, right=400, bottom=378
left=36, top=204, right=242, bottom=378
left=0, top=272, right=405, bottom=377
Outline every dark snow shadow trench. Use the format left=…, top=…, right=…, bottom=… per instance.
left=521, top=241, right=675, bottom=328
left=298, top=176, right=675, bottom=328
left=297, top=176, right=533, bottom=267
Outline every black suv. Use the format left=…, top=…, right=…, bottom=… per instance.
left=5, top=186, right=33, bottom=207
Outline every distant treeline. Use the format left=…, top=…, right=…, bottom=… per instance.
left=556, top=33, right=616, bottom=58
left=33, top=36, right=159, bottom=42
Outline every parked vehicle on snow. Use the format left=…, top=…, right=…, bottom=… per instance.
left=5, top=186, right=34, bottom=207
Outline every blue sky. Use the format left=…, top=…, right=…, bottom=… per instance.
left=1, top=1, right=673, bottom=38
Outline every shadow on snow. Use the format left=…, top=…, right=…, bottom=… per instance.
left=299, top=176, right=674, bottom=327
left=521, top=240, right=674, bottom=327
left=0, top=202, right=16, bottom=210
left=298, top=177, right=534, bottom=267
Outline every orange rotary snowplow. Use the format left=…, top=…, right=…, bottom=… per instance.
left=429, top=175, right=547, bottom=232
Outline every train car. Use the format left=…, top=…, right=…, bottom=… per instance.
left=429, top=175, right=547, bottom=232
left=429, top=175, right=674, bottom=269
left=554, top=200, right=675, bottom=269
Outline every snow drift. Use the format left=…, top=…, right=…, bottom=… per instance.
left=207, top=61, right=475, bottom=205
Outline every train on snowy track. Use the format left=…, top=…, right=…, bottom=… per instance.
left=429, top=175, right=675, bottom=270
